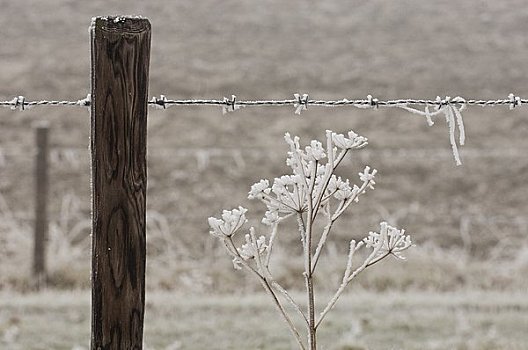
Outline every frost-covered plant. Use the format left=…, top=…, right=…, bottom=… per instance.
left=208, top=130, right=414, bottom=350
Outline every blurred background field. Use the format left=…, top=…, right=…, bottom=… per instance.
left=1, top=0, right=528, bottom=349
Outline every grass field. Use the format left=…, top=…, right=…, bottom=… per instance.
left=1, top=1, right=528, bottom=348
left=1, top=290, right=527, bottom=350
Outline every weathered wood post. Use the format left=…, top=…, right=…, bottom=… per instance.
left=33, top=121, right=49, bottom=290
left=90, top=16, right=151, bottom=349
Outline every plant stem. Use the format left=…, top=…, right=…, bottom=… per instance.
left=333, top=179, right=371, bottom=218
left=265, top=223, right=279, bottom=267
left=270, top=279, right=309, bottom=326
left=311, top=216, right=335, bottom=273
left=305, top=183, right=317, bottom=350
left=260, top=278, right=307, bottom=350
left=316, top=250, right=389, bottom=328
left=311, top=149, right=348, bottom=221
left=306, top=275, right=316, bottom=350
left=265, top=212, right=294, bottom=267
left=225, top=237, right=307, bottom=350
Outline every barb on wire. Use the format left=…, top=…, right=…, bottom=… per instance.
left=11, top=96, right=25, bottom=111
left=367, top=94, right=379, bottom=109
left=150, top=95, right=168, bottom=109
left=293, top=93, right=309, bottom=115
left=508, top=93, right=522, bottom=110
left=222, top=95, right=242, bottom=115
left=2, top=92, right=527, bottom=165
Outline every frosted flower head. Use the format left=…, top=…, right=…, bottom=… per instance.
left=331, top=130, right=368, bottom=150
left=284, top=132, right=309, bottom=175
left=232, top=231, right=268, bottom=270
left=276, top=175, right=296, bottom=187
left=286, top=152, right=299, bottom=170
left=248, top=179, right=271, bottom=200
left=284, top=132, right=301, bottom=151
left=238, top=231, right=268, bottom=260
left=364, top=222, right=413, bottom=259
left=272, top=177, right=290, bottom=196
left=262, top=210, right=280, bottom=226
left=359, top=166, right=377, bottom=189
left=208, top=206, right=248, bottom=238
left=270, top=174, right=307, bottom=213
left=305, top=140, right=326, bottom=161
left=328, top=176, right=353, bottom=201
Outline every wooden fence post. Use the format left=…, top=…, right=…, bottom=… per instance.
left=90, top=16, right=151, bottom=350
left=33, top=121, right=49, bottom=290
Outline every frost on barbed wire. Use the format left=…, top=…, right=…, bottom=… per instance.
left=207, top=130, right=414, bottom=350
left=395, top=96, right=466, bottom=165
left=3, top=92, right=527, bottom=165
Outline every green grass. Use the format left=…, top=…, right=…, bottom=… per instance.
left=1, top=290, right=527, bottom=350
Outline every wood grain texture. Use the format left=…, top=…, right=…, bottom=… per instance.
left=90, top=16, right=151, bottom=350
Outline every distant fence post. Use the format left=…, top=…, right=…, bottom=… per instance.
left=90, top=16, right=151, bottom=350
left=33, top=121, right=49, bottom=290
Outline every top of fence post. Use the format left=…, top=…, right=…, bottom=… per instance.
left=90, top=15, right=151, bottom=350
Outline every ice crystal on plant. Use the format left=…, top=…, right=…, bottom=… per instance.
left=305, top=140, right=326, bottom=161
left=208, top=130, right=413, bottom=350
left=248, top=179, right=270, bottom=199
left=262, top=210, right=280, bottom=226
left=207, top=206, right=248, bottom=238
left=328, top=176, right=353, bottom=201
left=239, top=231, right=268, bottom=260
left=358, top=166, right=377, bottom=189
left=331, top=131, right=368, bottom=150
left=364, top=222, right=413, bottom=259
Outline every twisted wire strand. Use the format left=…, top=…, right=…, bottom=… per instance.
left=1, top=94, right=526, bottom=111
left=148, top=95, right=527, bottom=110
left=0, top=95, right=92, bottom=110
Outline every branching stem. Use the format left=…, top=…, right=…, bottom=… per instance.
left=209, top=131, right=413, bottom=350
left=316, top=248, right=390, bottom=328
left=311, top=149, right=348, bottom=221
left=225, top=237, right=307, bottom=350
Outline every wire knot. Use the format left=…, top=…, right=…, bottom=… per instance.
left=11, top=96, right=26, bottom=111
left=508, top=93, right=522, bottom=110
left=436, top=96, right=451, bottom=109
left=367, top=94, right=379, bottom=109
left=293, top=93, right=309, bottom=115
left=150, top=95, right=168, bottom=109
left=222, top=95, right=240, bottom=115
left=451, top=96, right=467, bottom=108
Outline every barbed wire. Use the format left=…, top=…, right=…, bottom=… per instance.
left=0, top=93, right=525, bottom=112
left=148, top=94, right=527, bottom=113
left=1, top=93, right=526, bottom=165
left=0, top=95, right=92, bottom=110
